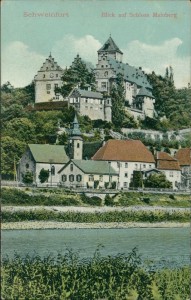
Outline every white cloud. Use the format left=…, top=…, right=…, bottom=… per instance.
left=52, top=34, right=101, bottom=67
left=122, top=38, right=190, bottom=88
left=2, top=41, right=46, bottom=87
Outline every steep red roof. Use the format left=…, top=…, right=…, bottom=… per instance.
left=175, top=148, right=191, bottom=166
left=157, top=152, right=180, bottom=171
left=92, top=140, right=155, bottom=163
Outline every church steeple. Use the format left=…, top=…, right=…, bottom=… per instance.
left=68, top=114, right=83, bottom=160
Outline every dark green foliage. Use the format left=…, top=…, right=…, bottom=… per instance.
left=59, top=54, right=96, bottom=97
left=169, top=194, right=176, bottom=200
left=111, top=181, right=117, bottom=189
left=130, top=171, right=143, bottom=188
left=2, top=209, right=190, bottom=223
left=111, top=73, right=126, bottom=127
left=104, top=182, right=109, bottom=189
left=80, top=193, right=102, bottom=206
left=144, top=174, right=172, bottom=189
left=104, top=195, right=114, bottom=206
left=38, top=168, right=49, bottom=183
left=1, top=249, right=156, bottom=300
left=142, top=197, right=150, bottom=204
left=83, top=141, right=102, bottom=159
left=22, top=171, right=34, bottom=185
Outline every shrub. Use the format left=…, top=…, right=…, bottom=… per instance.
left=104, top=194, right=114, bottom=206
left=169, top=194, right=176, bottom=200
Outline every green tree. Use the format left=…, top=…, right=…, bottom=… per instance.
left=1, top=136, right=26, bottom=179
left=110, top=73, right=126, bottom=128
left=59, top=55, right=96, bottom=97
left=38, top=168, right=49, bottom=183
left=3, top=118, right=36, bottom=143
left=22, top=171, right=34, bottom=184
left=129, top=171, right=143, bottom=188
left=144, top=173, right=172, bottom=188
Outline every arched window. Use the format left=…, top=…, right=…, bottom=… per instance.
left=51, top=165, right=55, bottom=175
left=70, top=164, right=73, bottom=172
left=69, top=175, right=74, bottom=182
left=76, top=174, right=82, bottom=182
left=77, top=143, right=80, bottom=148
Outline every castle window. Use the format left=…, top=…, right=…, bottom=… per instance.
left=46, top=84, right=51, bottom=90
left=56, top=74, right=58, bottom=77
left=101, top=82, right=107, bottom=89
left=77, top=143, right=80, bottom=148
left=69, top=174, right=74, bottom=182
left=76, top=174, right=82, bottom=182
left=125, top=173, right=128, bottom=178
left=124, top=182, right=128, bottom=188
left=62, top=175, right=67, bottom=182
left=51, top=165, right=55, bottom=175
left=43, top=74, right=45, bottom=78
left=70, top=164, right=73, bottom=172
left=85, top=99, right=88, bottom=103
left=101, top=65, right=104, bottom=68
left=104, top=71, right=108, bottom=77
left=125, top=163, right=128, bottom=168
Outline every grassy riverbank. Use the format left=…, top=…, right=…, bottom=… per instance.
left=1, top=187, right=191, bottom=207
left=2, top=209, right=190, bottom=223
left=1, top=250, right=190, bottom=300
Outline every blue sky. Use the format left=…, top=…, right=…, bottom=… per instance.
left=1, top=0, right=191, bottom=88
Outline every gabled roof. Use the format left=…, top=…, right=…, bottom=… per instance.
left=98, top=36, right=123, bottom=54
left=58, top=159, right=118, bottom=175
left=36, top=53, right=63, bottom=73
left=156, top=152, right=180, bottom=171
left=28, top=144, right=69, bottom=164
left=72, top=89, right=103, bottom=99
left=107, top=58, right=152, bottom=89
left=175, top=148, right=191, bottom=166
left=137, top=87, right=154, bottom=98
left=92, top=140, right=155, bottom=163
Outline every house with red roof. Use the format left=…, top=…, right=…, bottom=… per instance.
left=92, top=139, right=155, bottom=189
left=175, top=148, right=191, bottom=189
left=156, top=152, right=181, bottom=189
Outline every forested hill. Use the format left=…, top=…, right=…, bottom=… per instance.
left=146, top=71, right=191, bottom=130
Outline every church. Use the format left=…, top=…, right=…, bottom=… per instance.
left=34, top=36, right=156, bottom=120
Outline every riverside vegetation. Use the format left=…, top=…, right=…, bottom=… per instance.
left=1, top=249, right=190, bottom=300
left=1, top=187, right=191, bottom=207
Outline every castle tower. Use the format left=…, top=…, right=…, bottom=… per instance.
left=68, top=114, right=83, bottom=160
left=95, top=36, right=123, bottom=93
left=104, top=98, right=112, bottom=122
left=34, top=53, right=64, bottom=103
left=97, top=36, right=123, bottom=62
left=135, top=87, right=155, bottom=118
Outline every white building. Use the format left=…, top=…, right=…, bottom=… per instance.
left=175, top=148, right=191, bottom=189
left=92, top=139, right=155, bottom=189
left=58, top=159, right=118, bottom=189
left=68, top=88, right=112, bottom=122
left=156, top=152, right=181, bottom=189
left=18, top=144, right=69, bottom=185
left=34, top=53, right=64, bottom=103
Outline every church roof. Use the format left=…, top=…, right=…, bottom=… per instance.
left=107, top=58, right=152, bottom=89
left=92, top=139, right=155, bottom=163
left=137, top=87, right=154, bottom=98
left=28, top=144, right=69, bottom=163
left=98, top=36, right=123, bottom=54
left=74, top=89, right=103, bottom=99
left=59, top=159, right=118, bottom=175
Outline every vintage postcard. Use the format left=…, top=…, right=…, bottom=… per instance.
left=1, top=0, right=191, bottom=299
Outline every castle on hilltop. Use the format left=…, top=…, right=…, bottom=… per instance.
left=34, top=36, right=156, bottom=120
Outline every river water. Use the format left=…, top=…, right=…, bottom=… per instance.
left=2, top=228, right=190, bottom=268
